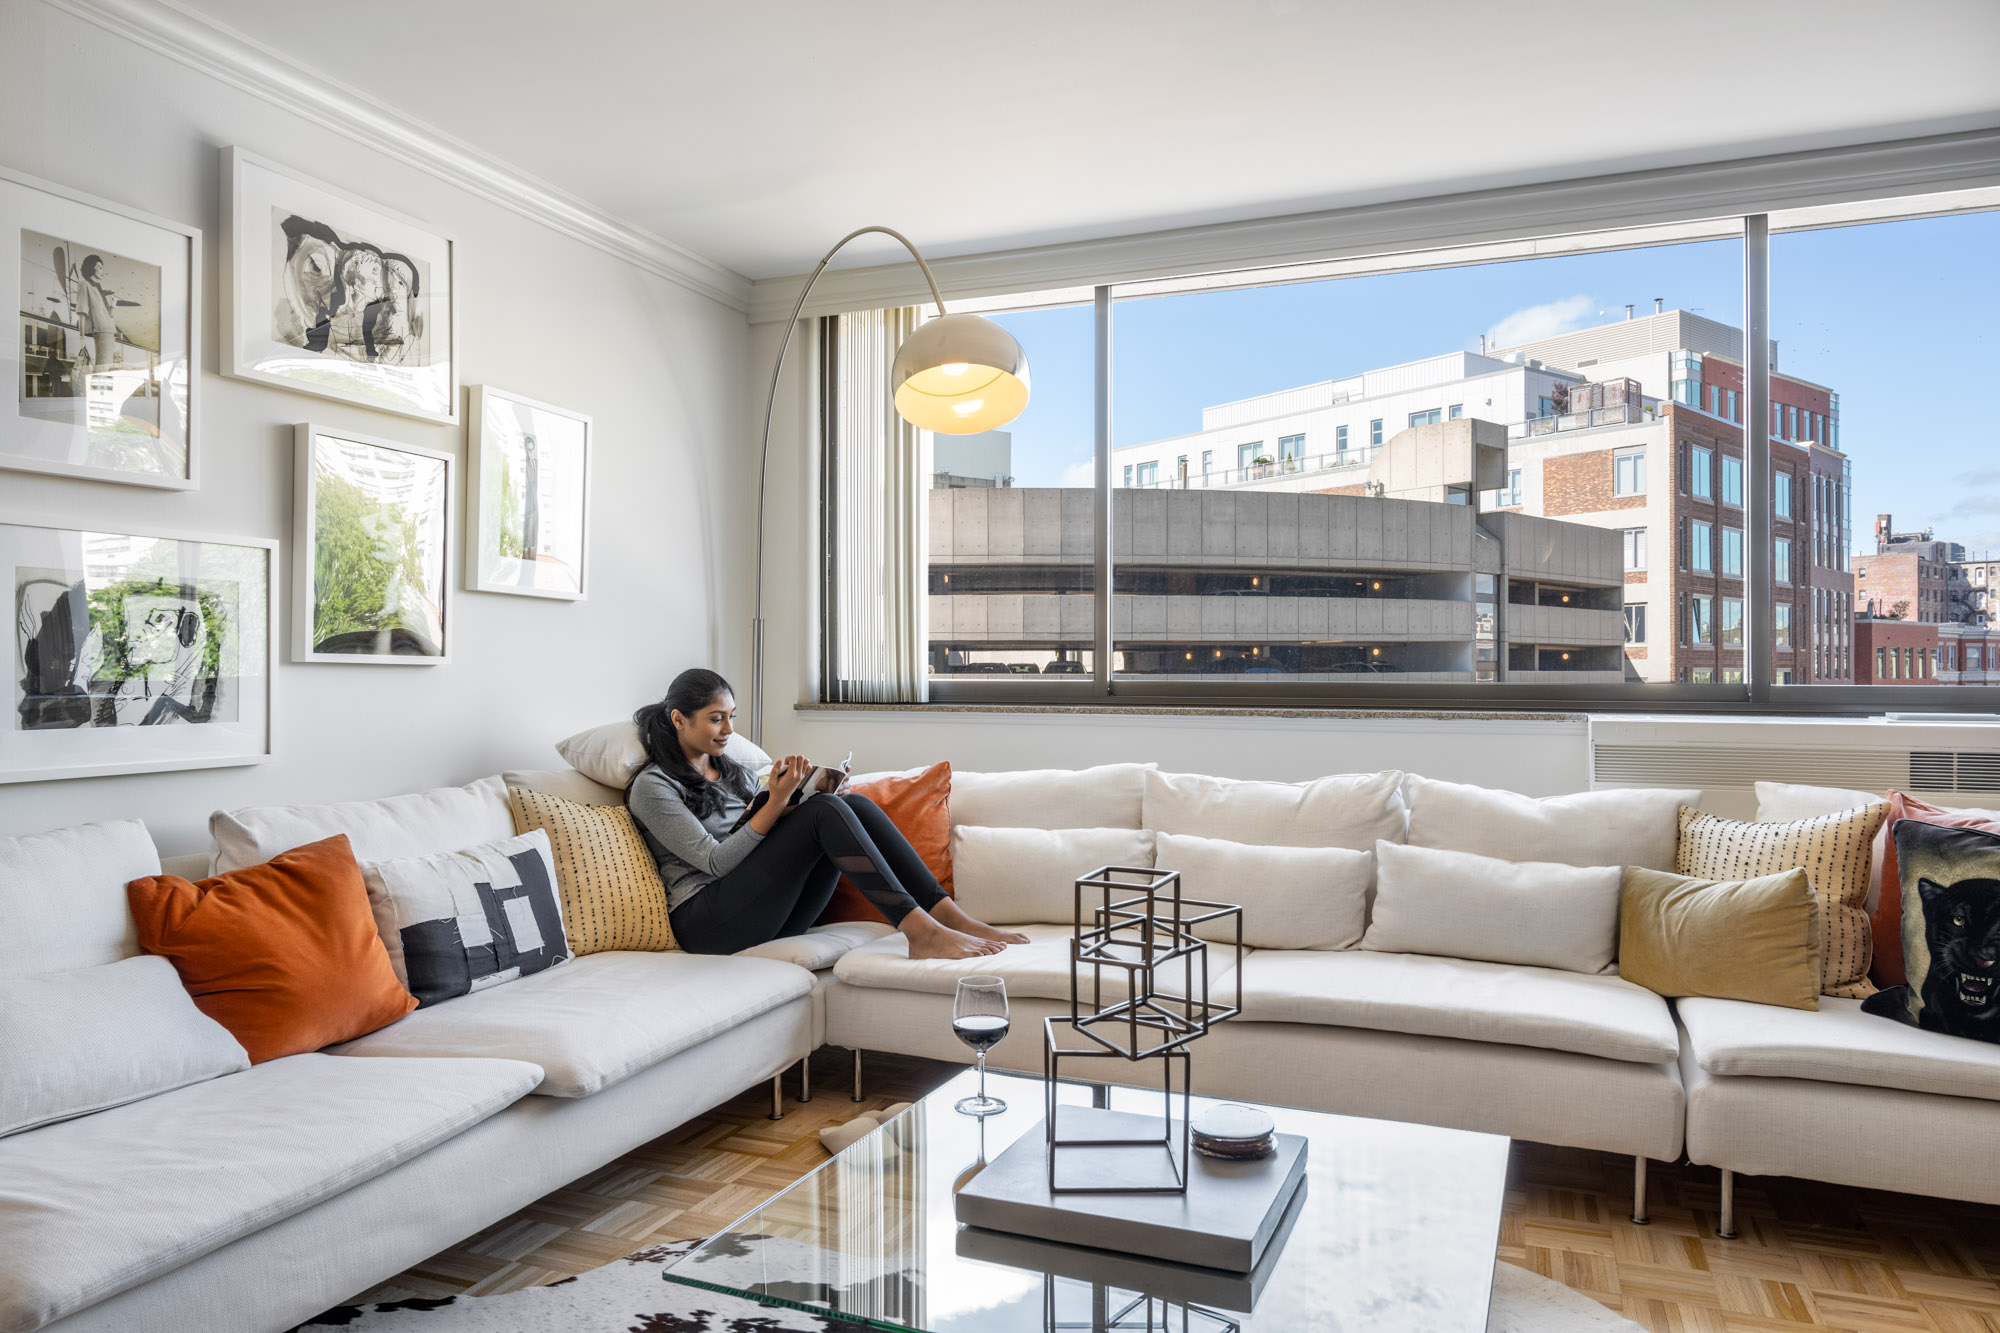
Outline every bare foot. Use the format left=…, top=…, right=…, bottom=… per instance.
left=932, top=898, right=1031, bottom=946
left=902, top=910, right=1005, bottom=960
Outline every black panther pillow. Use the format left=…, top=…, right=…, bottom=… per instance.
left=1861, top=820, right=2000, bottom=1043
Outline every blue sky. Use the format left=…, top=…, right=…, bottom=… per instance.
left=989, top=211, right=1998, bottom=556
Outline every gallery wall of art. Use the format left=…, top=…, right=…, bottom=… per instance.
left=0, top=4, right=754, bottom=852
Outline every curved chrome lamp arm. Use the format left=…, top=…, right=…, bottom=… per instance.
left=750, top=226, right=948, bottom=745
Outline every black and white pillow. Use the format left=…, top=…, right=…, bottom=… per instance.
left=361, top=829, right=570, bottom=1007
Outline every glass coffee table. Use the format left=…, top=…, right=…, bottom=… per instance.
left=663, top=1068, right=1508, bottom=1331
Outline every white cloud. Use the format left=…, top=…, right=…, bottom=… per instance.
left=1057, top=459, right=1095, bottom=486
left=1486, top=295, right=1596, bottom=350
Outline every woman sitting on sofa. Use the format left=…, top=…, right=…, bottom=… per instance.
left=628, top=668, right=1026, bottom=959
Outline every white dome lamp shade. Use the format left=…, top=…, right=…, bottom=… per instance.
left=890, top=312, right=1030, bottom=435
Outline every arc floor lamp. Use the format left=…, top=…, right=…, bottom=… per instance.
left=749, top=227, right=1031, bottom=743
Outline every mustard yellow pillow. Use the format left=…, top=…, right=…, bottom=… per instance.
left=507, top=786, right=675, bottom=954
left=1676, top=803, right=1887, bottom=998
left=1620, top=865, right=1821, bottom=1010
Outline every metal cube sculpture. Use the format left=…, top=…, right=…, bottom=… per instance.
left=1043, top=865, right=1243, bottom=1195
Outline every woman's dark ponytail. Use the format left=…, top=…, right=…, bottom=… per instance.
left=634, top=669, right=756, bottom=819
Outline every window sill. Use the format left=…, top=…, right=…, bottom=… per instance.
left=796, top=702, right=1584, bottom=723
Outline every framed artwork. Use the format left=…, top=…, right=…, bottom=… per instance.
left=223, top=147, right=457, bottom=424
left=4, top=517, right=274, bottom=784
left=467, top=385, right=590, bottom=600
left=294, top=423, right=452, bottom=665
left=3, top=166, right=199, bottom=489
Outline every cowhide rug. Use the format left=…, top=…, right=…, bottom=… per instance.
left=296, top=1240, right=1642, bottom=1332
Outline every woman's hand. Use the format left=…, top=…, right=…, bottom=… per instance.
left=766, top=755, right=811, bottom=811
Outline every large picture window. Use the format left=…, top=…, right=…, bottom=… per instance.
left=824, top=190, right=1999, bottom=711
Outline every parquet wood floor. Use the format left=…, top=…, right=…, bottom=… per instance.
left=359, top=1049, right=2000, bottom=1333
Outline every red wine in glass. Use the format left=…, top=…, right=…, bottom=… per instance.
left=953, top=977, right=1008, bottom=1117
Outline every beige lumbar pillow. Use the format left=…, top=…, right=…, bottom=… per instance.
left=1363, top=841, right=1623, bottom=974
left=1675, top=803, right=1886, bottom=998
left=1620, top=865, right=1822, bottom=1010
left=1154, top=831, right=1372, bottom=951
left=508, top=786, right=674, bottom=953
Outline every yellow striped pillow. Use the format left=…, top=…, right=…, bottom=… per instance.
left=1675, top=803, right=1888, bottom=998
left=507, top=786, right=675, bottom=954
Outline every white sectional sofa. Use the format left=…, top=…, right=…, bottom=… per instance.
left=7, top=758, right=1999, bottom=1332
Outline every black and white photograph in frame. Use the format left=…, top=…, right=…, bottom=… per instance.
left=3, top=167, right=199, bottom=489
left=4, top=518, right=273, bottom=784
left=467, top=385, right=590, bottom=600
left=294, top=424, right=452, bottom=666
left=224, top=147, right=456, bottom=425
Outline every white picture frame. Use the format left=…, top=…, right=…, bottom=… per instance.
left=293, top=423, right=453, bottom=665
left=223, top=146, right=458, bottom=425
left=2, top=166, right=200, bottom=490
left=3, top=516, right=275, bottom=784
left=466, top=385, right=591, bottom=601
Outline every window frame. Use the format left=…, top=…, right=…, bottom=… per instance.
left=824, top=182, right=2000, bottom=716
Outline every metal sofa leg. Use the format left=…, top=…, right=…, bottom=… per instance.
left=769, top=1073, right=784, bottom=1121
left=799, top=1054, right=812, bottom=1103
left=852, top=1048, right=866, bottom=1102
left=1717, top=1168, right=1738, bottom=1239
left=1630, top=1156, right=1650, bottom=1225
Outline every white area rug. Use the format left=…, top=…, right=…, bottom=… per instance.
left=297, top=1243, right=1643, bottom=1331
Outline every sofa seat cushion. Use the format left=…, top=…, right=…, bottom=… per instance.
left=1678, top=995, right=2000, bottom=1102
left=0, top=1052, right=539, bottom=1333
left=832, top=924, right=1243, bottom=1005
left=329, top=951, right=813, bottom=1097
left=1235, top=950, right=1679, bottom=1064
left=739, top=921, right=895, bottom=971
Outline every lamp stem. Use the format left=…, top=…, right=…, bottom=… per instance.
left=751, top=226, right=947, bottom=745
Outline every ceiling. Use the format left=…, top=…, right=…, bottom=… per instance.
left=174, top=0, right=2000, bottom=282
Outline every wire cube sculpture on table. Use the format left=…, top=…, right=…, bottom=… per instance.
left=1043, top=864, right=1243, bottom=1195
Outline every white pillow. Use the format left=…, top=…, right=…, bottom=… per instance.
left=951, top=763, right=1154, bottom=831
left=1144, top=770, right=1406, bottom=849
left=211, top=776, right=515, bottom=874
left=0, top=955, right=248, bottom=1137
left=1362, top=841, right=1624, bottom=974
left=0, top=820, right=156, bottom=982
left=555, top=720, right=772, bottom=790
left=361, top=829, right=571, bottom=1007
left=951, top=826, right=1156, bottom=925
left=1403, top=775, right=1699, bottom=872
left=1154, top=831, right=1372, bottom=951
left=1753, top=781, right=1881, bottom=822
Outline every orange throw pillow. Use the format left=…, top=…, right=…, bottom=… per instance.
left=1873, top=792, right=2000, bottom=987
left=817, top=761, right=954, bottom=925
left=127, top=834, right=416, bottom=1063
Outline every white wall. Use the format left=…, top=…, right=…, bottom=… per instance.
left=1, top=5, right=752, bottom=855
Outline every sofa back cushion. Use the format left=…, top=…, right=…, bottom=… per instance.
left=1363, top=841, right=1623, bottom=974
left=0, top=955, right=248, bottom=1137
left=1753, top=780, right=1881, bottom=823
left=0, top=820, right=156, bottom=981
left=1143, top=769, right=1406, bottom=849
left=210, top=776, right=515, bottom=873
left=556, top=720, right=772, bottom=790
left=128, top=834, right=417, bottom=1062
left=951, top=763, right=1153, bottom=831
left=1404, top=776, right=1699, bottom=872
left=1154, top=831, right=1372, bottom=950
left=951, top=826, right=1156, bottom=925
left=504, top=767, right=627, bottom=808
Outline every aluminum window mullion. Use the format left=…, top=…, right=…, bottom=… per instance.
left=1744, top=215, right=1774, bottom=704
left=1093, top=285, right=1113, bottom=695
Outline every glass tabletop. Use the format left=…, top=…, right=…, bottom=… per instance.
left=662, top=1068, right=1509, bottom=1332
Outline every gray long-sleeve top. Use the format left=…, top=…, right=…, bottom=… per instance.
left=626, top=763, right=765, bottom=910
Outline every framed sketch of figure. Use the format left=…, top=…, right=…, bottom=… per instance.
left=467, top=386, right=590, bottom=600
left=3, top=166, right=200, bottom=489
left=223, top=147, right=457, bottom=425
left=294, top=424, right=453, bottom=665
left=3, top=517, right=275, bottom=783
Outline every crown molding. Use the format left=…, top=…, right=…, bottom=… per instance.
left=751, top=126, right=2000, bottom=325
left=43, top=0, right=752, bottom=312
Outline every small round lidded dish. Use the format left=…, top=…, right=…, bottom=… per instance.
left=1190, top=1103, right=1276, bottom=1160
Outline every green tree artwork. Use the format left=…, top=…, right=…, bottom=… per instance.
left=312, top=462, right=438, bottom=655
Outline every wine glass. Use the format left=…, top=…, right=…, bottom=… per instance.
left=952, top=976, right=1009, bottom=1117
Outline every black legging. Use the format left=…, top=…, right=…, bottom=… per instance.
left=670, top=792, right=947, bottom=955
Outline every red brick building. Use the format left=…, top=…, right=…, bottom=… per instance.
left=1854, top=616, right=1940, bottom=684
